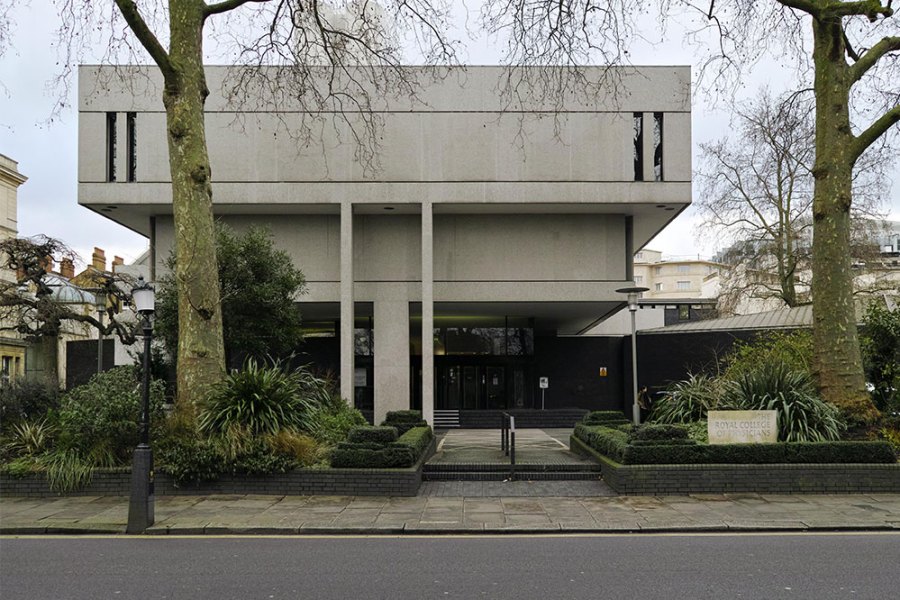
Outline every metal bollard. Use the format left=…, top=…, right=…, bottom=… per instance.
left=509, top=416, right=516, bottom=480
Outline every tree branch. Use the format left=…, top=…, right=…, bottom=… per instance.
left=204, top=0, right=270, bottom=17
left=112, top=0, right=174, bottom=80
left=777, top=0, right=822, bottom=18
left=849, top=35, right=900, bottom=83
left=851, top=104, right=900, bottom=161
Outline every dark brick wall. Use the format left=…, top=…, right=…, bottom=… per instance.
left=534, top=335, right=625, bottom=411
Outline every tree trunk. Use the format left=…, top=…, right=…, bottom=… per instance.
left=809, top=15, right=878, bottom=423
left=163, top=2, right=225, bottom=407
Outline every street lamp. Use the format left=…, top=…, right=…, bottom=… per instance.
left=127, top=276, right=155, bottom=534
left=616, top=286, right=649, bottom=426
left=95, top=289, right=107, bottom=374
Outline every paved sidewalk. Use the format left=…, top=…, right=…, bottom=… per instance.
left=430, top=429, right=592, bottom=466
left=3, top=493, right=900, bottom=535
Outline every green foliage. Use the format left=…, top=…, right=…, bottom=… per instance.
left=725, top=363, right=846, bottom=442
left=307, top=401, right=368, bottom=446
left=382, top=410, right=428, bottom=435
left=582, top=411, right=630, bottom=426
left=573, top=424, right=895, bottom=465
left=0, top=379, right=59, bottom=428
left=860, top=302, right=900, bottom=413
left=199, top=358, right=319, bottom=436
left=0, top=456, right=42, bottom=478
left=629, top=423, right=689, bottom=442
left=57, top=366, right=165, bottom=463
left=686, top=421, right=709, bottom=444
left=394, top=426, right=434, bottom=459
left=265, top=430, right=322, bottom=467
left=155, top=224, right=307, bottom=367
left=650, top=374, right=725, bottom=424
left=330, top=443, right=415, bottom=468
left=5, top=420, right=55, bottom=457
left=156, top=435, right=224, bottom=485
left=347, top=426, right=398, bottom=445
left=721, top=330, right=814, bottom=380
left=42, top=448, right=95, bottom=492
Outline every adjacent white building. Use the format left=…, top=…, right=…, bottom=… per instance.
left=78, top=65, right=692, bottom=425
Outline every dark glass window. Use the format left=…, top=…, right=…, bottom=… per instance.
left=106, top=112, right=117, bottom=182
left=633, top=112, right=643, bottom=181
left=653, top=112, right=664, bottom=181
left=126, top=112, right=137, bottom=182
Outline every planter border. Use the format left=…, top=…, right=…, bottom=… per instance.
left=570, top=435, right=900, bottom=495
left=0, top=439, right=436, bottom=498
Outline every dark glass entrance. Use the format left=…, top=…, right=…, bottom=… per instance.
left=435, top=360, right=532, bottom=410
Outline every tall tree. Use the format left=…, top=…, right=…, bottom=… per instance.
left=680, top=0, right=900, bottom=423
left=698, top=89, right=888, bottom=314
left=55, top=0, right=456, bottom=406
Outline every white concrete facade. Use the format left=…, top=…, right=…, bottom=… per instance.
left=78, top=65, right=691, bottom=423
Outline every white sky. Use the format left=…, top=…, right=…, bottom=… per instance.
left=1, top=2, right=898, bottom=268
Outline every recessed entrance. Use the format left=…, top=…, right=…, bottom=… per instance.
left=436, top=362, right=531, bottom=410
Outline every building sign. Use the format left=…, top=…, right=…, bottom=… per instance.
left=599, top=367, right=608, bottom=377
left=354, top=368, right=367, bottom=387
left=707, top=410, right=777, bottom=444
left=539, top=377, right=549, bottom=389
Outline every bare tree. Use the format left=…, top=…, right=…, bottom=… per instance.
left=698, top=89, right=889, bottom=314
left=0, top=236, right=141, bottom=386
left=53, top=0, right=456, bottom=407
left=674, top=0, right=900, bottom=423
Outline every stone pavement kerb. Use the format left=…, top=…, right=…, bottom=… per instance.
left=2, top=493, right=900, bottom=535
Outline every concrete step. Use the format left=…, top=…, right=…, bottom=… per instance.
left=425, top=462, right=601, bottom=473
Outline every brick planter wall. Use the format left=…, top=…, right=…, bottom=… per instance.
left=0, top=440, right=435, bottom=498
left=571, top=436, right=900, bottom=495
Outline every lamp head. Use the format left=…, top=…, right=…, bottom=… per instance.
left=615, top=286, right=650, bottom=311
left=132, top=276, right=155, bottom=315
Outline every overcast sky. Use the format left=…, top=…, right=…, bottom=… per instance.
left=1, top=2, right=898, bottom=270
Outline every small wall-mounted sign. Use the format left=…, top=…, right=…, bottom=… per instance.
left=599, top=367, right=608, bottom=377
left=539, top=377, right=549, bottom=389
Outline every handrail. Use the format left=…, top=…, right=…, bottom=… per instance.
left=500, top=412, right=516, bottom=480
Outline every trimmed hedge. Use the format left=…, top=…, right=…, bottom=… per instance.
left=382, top=410, right=428, bottom=435
left=347, top=426, right=398, bottom=445
left=330, top=444, right=414, bottom=468
left=395, top=426, right=433, bottom=458
left=574, top=424, right=896, bottom=465
left=582, top=411, right=630, bottom=427
left=629, top=439, right=697, bottom=447
left=331, top=425, right=434, bottom=469
left=629, top=423, right=689, bottom=442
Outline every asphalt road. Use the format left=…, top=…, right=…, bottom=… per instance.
left=1, top=533, right=898, bottom=599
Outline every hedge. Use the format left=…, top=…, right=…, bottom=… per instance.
left=582, top=411, right=630, bottom=427
left=347, top=426, right=398, bottom=445
left=395, top=426, right=433, bottom=458
left=574, top=424, right=896, bottom=465
left=382, top=410, right=428, bottom=435
left=628, top=439, right=697, bottom=447
left=629, top=424, right=689, bottom=441
left=330, top=444, right=414, bottom=468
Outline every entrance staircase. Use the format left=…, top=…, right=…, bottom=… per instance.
left=433, top=410, right=460, bottom=428
left=423, top=428, right=602, bottom=482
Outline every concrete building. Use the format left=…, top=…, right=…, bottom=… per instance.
left=78, top=65, right=691, bottom=425
left=633, top=249, right=723, bottom=300
left=0, top=154, right=28, bottom=381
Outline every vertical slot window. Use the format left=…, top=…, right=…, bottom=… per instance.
left=653, top=112, right=664, bottom=181
left=633, top=112, right=643, bottom=181
left=126, top=112, right=137, bottom=182
left=106, top=112, right=117, bottom=182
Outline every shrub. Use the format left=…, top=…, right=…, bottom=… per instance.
left=573, top=424, right=629, bottom=463
left=860, top=302, right=900, bottom=413
left=0, top=379, right=60, bottom=428
left=722, top=330, right=814, bottom=380
left=395, top=426, right=434, bottom=459
left=307, top=402, right=368, bottom=446
left=651, top=373, right=725, bottom=424
left=629, top=423, right=689, bottom=442
left=5, top=420, right=55, bottom=457
left=199, top=358, right=317, bottom=436
left=582, top=411, right=630, bottom=426
left=42, top=448, right=95, bottom=492
left=382, top=410, right=428, bottom=435
left=686, top=421, right=709, bottom=444
left=725, top=363, right=846, bottom=442
left=330, top=444, right=415, bottom=468
left=628, top=439, right=697, bottom=447
left=265, top=430, right=322, bottom=466
left=57, top=366, right=165, bottom=463
left=347, top=426, right=398, bottom=445
left=157, top=436, right=224, bottom=485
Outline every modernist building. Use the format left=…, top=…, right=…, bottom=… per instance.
left=78, top=65, right=691, bottom=425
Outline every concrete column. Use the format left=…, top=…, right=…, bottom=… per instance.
left=340, top=202, right=355, bottom=404
left=374, top=299, right=410, bottom=425
left=421, top=202, right=434, bottom=426
left=642, top=112, right=656, bottom=182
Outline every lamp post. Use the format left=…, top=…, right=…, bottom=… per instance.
left=95, top=289, right=106, bottom=374
left=616, top=286, right=649, bottom=426
left=127, top=276, right=155, bottom=534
